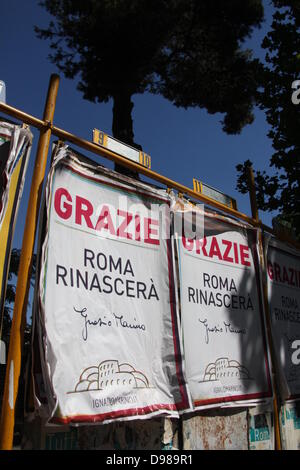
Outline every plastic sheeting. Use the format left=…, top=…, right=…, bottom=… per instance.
left=0, top=120, right=32, bottom=329
left=264, top=236, right=300, bottom=401
left=172, top=196, right=272, bottom=410
left=32, top=144, right=191, bottom=425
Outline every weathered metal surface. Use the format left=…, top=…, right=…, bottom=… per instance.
left=182, top=409, right=248, bottom=450
left=77, top=418, right=179, bottom=450
left=23, top=410, right=282, bottom=450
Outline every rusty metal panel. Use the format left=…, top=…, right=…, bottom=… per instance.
left=182, top=409, right=248, bottom=450
left=77, top=418, right=179, bottom=450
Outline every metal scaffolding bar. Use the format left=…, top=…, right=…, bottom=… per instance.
left=0, top=75, right=298, bottom=450
left=0, top=74, right=60, bottom=450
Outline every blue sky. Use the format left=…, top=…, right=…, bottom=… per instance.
left=1, top=0, right=277, bottom=254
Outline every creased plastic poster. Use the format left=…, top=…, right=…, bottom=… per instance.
left=265, top=236, right=300, bottom=400
left=280, top=401, right=300, bottom=450
left=36, top=145, right=190, bottom=425
left=172, top=197, right=272, bottom=410
left=248, top=404, right=274, bottom=450
left=0, top=121, right=32, bottom=324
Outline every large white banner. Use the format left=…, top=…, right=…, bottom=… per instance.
left=266, top=238, right=300, bottom=400
left=173, top=198, right=272, bottom=409
left=37, top=146, right=190, bottom=424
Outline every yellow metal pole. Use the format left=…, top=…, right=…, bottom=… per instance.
left=0, top=102, right=45, bottom=129
left=2, top=99, right=300, bottom=253
left=247, top=166, right=282, bottom=450
left=0, top=101, right=258, bottom=227
left=50, top=125, right=258, bottom=226
left=0, top=74, right=59, bottom=450
left=0, top=83, right=296, bottom=450
left=247, top=166, right=259, bottom=222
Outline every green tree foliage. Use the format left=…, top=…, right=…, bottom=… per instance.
left=36, top=0, right=264, bottom=149
left=1, top=249, right=36, bottom=345
left=236, top=1, right=300, bottom=240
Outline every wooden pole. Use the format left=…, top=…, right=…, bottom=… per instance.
left=247, top=166, right=282, bottom=450
left=0, top=74, right=59, bottom=450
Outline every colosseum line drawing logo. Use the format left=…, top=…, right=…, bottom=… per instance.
left=200, top=357, right=253, bottom=383
left=68, top=359, right=150, bottom=393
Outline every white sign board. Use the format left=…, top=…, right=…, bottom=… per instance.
left=266, top=238, right=300, bottom=400
left=173, top=200, right=272, bottom=409
left=193, top=179, right=236, bottom=210
left=93, top=129, right=151, bottom=169
left=37, top=147, right=190, bottom=424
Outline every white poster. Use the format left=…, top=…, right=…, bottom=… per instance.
left=37, top=146, right=190, bottom=424
left=266, top=238, right=300, bottom=400
left=248, top=404, right=274, bottom=450
left=173, top=198, right=272, bottom=409
left=280, top=402, right=300, bottom=450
